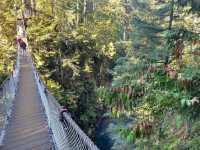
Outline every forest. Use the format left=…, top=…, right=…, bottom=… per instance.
left=0, top=0, right=200, bottom=149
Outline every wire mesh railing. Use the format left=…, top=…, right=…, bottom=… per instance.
left=0, top=50, right=20, bottom=146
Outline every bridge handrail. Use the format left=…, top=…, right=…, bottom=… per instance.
left=0, top=50, right=20, bottom=146
left=30, top=53, right=99, bottom=150
left=45, top=83, right=99, bottom=150
left=0, top=76, right=10, bottom=89
left=0, top=55, right=19, bottom=89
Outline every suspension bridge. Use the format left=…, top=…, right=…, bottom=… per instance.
left=0, top=15, right=99, bottom=150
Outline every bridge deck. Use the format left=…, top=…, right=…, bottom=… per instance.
left=2, top=56, right=54, bottom=150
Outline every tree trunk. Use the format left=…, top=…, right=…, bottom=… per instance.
left=59, top=48, right=64, bottom=84
left=92, top=0, right=95, bottom=11
left=22, top=0, right=32, bottom=17
left=123, top=27, right=126, bottom=41
left=83, top=0, right=87, bottom=24
left=169, top=0, right=174, bottom=30
left=76, top=0, right=79, bottom=26
left=32, top=0, right=36, bottom=16
left=123, top=0, right=130, bottom=41
left=165, top=0, right=175, bottom=65
left=51, top=0, right=56, bottom=17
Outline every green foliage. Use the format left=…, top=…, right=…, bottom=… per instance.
left=97, top=86, right=136, bottom=117
left=175, top=115, right=183, bottom=129
left=96, top=0, right=200, bottom=149
left=117, top=128, right=136, bottom=143
left=0, top=0, right=16, bottom=79
left=179, top=64, right=200, bottom=80
left=1, top=0, right=199, bottom=148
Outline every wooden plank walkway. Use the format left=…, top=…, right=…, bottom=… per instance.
left=1, top=56, right=54, bottom=150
